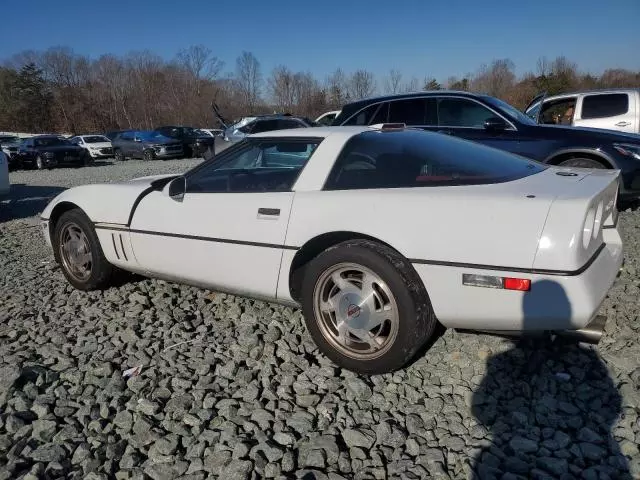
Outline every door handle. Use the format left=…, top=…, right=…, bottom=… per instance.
left=615, top=121, right=631, bottom=127
left=257, top=207, right=280, bottom=217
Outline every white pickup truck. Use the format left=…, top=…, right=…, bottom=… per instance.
left=525, top=88, right=640, bottom=134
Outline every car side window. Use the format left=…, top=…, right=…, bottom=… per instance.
left=250, top=120, right=280, bottom=133
left=539, top=98, right=577, bottom=125
left=437, top=97, right=496, bottom=127
left=342, top=103, right=380, bottom=126
left=185, top=140, right=321, bottom=193
left=120, top=132, right=133, bottom=141
left=388, top=98, right=431, bottom=125
left=581, top=94, right=629, bottom=119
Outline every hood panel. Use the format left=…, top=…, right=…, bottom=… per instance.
left=41, top=175, right=177, bottom=225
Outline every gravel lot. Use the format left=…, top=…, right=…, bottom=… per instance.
left=1, top=159, right=639, bottom=480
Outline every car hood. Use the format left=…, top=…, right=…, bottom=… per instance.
left=41, top=173, right=181, bottom=225
left=535, top=124, right=640, bottom=143
left=85, top=142, right=112, bottom=149
left=143, top=137, right=179, bottom=146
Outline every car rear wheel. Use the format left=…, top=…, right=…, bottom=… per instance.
left=301, top=239, right=438, bottom=375
left=114, top=150, right=125, bottom=162
left=53, top=209, right=117, bottom=290
left=558, top=157, right=606, bottom=169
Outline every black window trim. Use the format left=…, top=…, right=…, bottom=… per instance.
left=183, top=136, right=325, bottom=194
left=579, top=92, right=630, bottom=120
left=340, top=94, right=518, bottom=131
left=435, top=95, right=517, bottom=131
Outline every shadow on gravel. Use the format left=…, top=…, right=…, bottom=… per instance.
left=0, top=184, right=66, bottom=223
left=470, top=280, right=631, bottom=479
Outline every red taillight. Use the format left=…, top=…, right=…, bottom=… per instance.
left=504, top=277, right=531, bottom=291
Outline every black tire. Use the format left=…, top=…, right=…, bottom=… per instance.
left=300, top=239, right=438, bottom=375
left=52, top=209, right=117, bottom=291
left=558, top=157, right=606, bottom=169
left=82, top=151, right=93, bottom=167
left=114, top=150, right=125, bottom=162
left=143, top=149, right=155, bottom=161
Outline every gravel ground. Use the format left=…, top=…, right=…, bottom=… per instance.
left=1, top=159, right=639, bottom=480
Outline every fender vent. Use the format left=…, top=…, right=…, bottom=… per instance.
left=111, top=233, right=129, bottom=261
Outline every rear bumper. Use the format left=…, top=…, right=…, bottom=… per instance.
left=413, top=228, right=623, bottom=332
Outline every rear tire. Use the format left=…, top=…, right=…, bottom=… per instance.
left=558, top=157, right=606, bottom=169
left=114, top=150, right=125, bottom=162
left=53, top=209, right=117, bottom=291
left=300, top=239, right=438, bottom=375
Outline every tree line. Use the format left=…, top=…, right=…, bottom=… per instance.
left=0, top=46, right=639, bottom=135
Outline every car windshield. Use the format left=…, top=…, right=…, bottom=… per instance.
left=83, top=135, right=110, bottom=143
left=0, top=136, right=20, bottom=144
left=34, top=137, right=70, bottom=147
left=482, top=96, right=538, bottom=126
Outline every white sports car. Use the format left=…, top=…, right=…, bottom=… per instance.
left=40, top=124, right=623, bottom=374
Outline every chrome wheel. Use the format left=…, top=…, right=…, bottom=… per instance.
left=36, top=156, right=43, bottom=170
left=59, top=223, right=93, bottom=282
left=313, top=262, right=399, bottom=360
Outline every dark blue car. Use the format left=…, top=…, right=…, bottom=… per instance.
left=332, top=91, right=640, bottom=202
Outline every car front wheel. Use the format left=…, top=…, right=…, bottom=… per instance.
left=301, top=239, right=438, bottom=375
left=143, top=149, right=155, bottom=161
left=53, top=209, right=117, bottom=290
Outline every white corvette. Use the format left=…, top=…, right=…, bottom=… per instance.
left=40, top=124, right=623, bottom=374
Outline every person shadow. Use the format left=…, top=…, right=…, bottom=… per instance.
left=470, top=279, right=632, bottom=479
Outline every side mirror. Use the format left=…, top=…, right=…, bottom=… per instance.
left=484, top=117, right=507, bottom=131
left=168, top=176, right=186, bottom=202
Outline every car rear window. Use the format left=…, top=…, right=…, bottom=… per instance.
left=324, top=129, right=546, bottom=190
left=581, top=93, right=629, bottom=119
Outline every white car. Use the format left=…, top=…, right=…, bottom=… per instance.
left=68, top=135, right=114, bottom=159
left=39, top=125, right=623, bottom=374
left=0, top=150, right=9, bottom=197
left=525, top=88, right=640, bottom=134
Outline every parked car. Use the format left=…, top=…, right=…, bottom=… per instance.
left=220, top=114, right=315, bottom=143
left=197, top=128, right=223, bottom=138
left=0, top=135, right=22, bottom=171
left=524, top=88, right=640, bottom=134
left=40, top=124, right=622, bottom=374
left=332, top=91, right=640, bottom=201
left=154, top=126, right=216, bottom=158
left=0, top=150, right=9, bottom=197
left=315, top=110, right=341, bottom=126
left=68, top=134, right=114, bottom=160
left=15, top=135, right=90, bottom=170
left=111, top=130, right=183, bottom=161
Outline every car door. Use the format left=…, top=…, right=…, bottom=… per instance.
left=128, top=137, right=322, bottom=300
left=117, top=131, right=135, bottom=156
left=574, top=92, right=637, bottom=133
left=18, top=138, right=35, bottom=165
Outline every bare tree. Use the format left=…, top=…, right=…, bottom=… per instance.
left=403, top=77, right=420, bottom=92
left=383, top=69, right=402, bottom=94
left=235, top=51, right=262, bottom=112
left=348, top=70, right=376, bottom=100
left=177, top=44, right=223, bottom=95
left=470, top=59, right=516, bottom=97
left=326, top=68, right=349, bottom=107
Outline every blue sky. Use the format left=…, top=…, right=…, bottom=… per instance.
left=2, top=0, right=639, bottom=83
